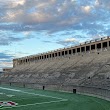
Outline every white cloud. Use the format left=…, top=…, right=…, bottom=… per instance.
left=9, top=0, right=25, bottom=7
left=0, top=0, right=110, bottom=36
left=95, top=0, right=100, bottom=6
left=81, top=6, right=92, bottom=14
left=23, top=31, right=31, bottom=36
left=0, top=0, right=110, bottom=71
left=64, top=38, right=76, bottom=42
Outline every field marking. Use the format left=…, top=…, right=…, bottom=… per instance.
left=0, top=87, right=67, bottom=100
left=0, top=87, right=21, bottom=92
left=19, top=91, right=65, bottom=100
left=0, top=95, right=43, bottom=101
left=0, top=99, right=68, bottom=109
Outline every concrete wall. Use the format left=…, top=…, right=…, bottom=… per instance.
left=1, top=82, right=110, bottom=101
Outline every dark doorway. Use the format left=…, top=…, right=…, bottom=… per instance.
left=97, top=43, right=101, bottom=49
left=52, top=53, right=54, bottom=57
left=55, top=53, right=57, bottom=57
left=65, top=51, right=68, bottom=55
left=62, top=51, right=64, bottom=56
left=50, top=54, right=51, bottom=58
left=86, top=46, right=90, bottom=51
left=43, top=86, right=45, bottom=90
left=10, top=83, right=11, bottom=86
left=103, top=42, right=107, bottom=48
left=69, top=50, right=71, bottom=54
left=23, top=84, right=25, bottom=88
left=77, top=48, right=80, bottom=53
left=73, top=89, right=76, bottom=94
left=81, top=47, right=85, bottom=52
left=91, top=44, right=95, bottom=50
left=42, top=56, right=43, bottom=59
left=58, top=52, right=61, bottom=56
left=44, top=55, right=46, bottom=59
left=73, top=49, right=76, bottom=54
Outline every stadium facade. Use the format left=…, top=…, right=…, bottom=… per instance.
left=13, top=36, right=110, bottom=67
left=1, top=36, right=110, bottom=101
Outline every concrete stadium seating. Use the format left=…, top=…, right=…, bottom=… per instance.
left=0, top=49, right=110, bottom=90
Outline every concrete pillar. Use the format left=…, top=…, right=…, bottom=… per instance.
left=101, top=42, right=102, bottom=51
left=50, top=54, right=52, bottom=58
left=54, top=53, right=55, bottom=58
left=67, top=50, right=69, bottom=55
left=64, top=50, right=67, bottom=56
left=57, top=52, right=59, bottom=57
left=79, top=47, right=82, bottom=53
left=60, top=51, right=62, bottom=56
left=55, top=53, right=57, bottom=57
left=95, top=43, right=97, bottom=52
left=47, top=54, right=49, bottom=59
left=107, top=41, right=109, bottom=49
left=64, top=50, right=65, bottom=56
left=28, top=59, right=30, bottom=62
left=85, top=46, right=86, bottom=53
left=90, top=45, right=91, bottom=52
left=74, top=48, right=76, bottom=54
left=42, top=56, right=43, bottom=59
left=58, top=51, right=62, bottom=57
left=44, top=55, right=46, bottom=59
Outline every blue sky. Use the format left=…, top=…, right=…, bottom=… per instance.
left=0, top=0, right=110, bottom=71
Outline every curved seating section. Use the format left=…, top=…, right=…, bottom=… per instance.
left=0, top=50, right=110, bottom=89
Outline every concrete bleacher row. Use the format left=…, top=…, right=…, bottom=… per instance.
left=0, top=49, right=110, bottom=90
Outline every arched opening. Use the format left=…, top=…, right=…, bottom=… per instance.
left=65, top=51, right=68, bottom=55
left=55, top=53, right=57, bottom=57
left=86, top=46, right=90, bottom=51
left=62, top=51, right=64, bottom=56
left=77, top=48, right=80, bottom=53
left=73, top=49, right=76, bottom=54
left=97, top=43, right=101, bottom=49
left=69, top=50, right=71, bottom=54
left=81, top=47, right=85, bottom=52
left=103, top=42, right=107, bottom=48
left=91, top=44, right=95, bottom=50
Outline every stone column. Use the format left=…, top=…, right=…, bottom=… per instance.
left=101, top=42, right=102, bottom=51
left=74, top=48, right=76, bottom=54
left=107, top=41, right=109, bottom=49
left=50, top=53, right=52, bottom=58
left=89, top=45, right=91, bottom=53
left=85, top=46, right=86, bottom=53
left=64, top=50, right=65, bottom=56
left=67, top=49, right=69, bottom=55
left=95, top=43, right=97, bottom=52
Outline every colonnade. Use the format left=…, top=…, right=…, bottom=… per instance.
left=13, top=37, right=110, bottom=67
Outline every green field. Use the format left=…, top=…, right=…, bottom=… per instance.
left=0, top=85, right=110, bottom=110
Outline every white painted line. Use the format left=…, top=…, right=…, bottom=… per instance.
left=19, top=91, right=65, bottom=100
left=0, top=87, right=21, bottom=92
left=0, top=99, right=68, bottom=109
left=0, top=87, right=67, bottom=100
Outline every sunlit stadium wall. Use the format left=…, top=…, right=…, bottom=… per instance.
left=0, top=82, right=110, bottom=101
left=13, top=36, right=110, bottom=67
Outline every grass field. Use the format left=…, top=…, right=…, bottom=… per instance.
left=0, top=85, right=110, bottom=110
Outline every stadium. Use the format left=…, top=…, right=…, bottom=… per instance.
left=1, top=0, right=110, bottom=109
left=0, top=37, right=110, bottom=110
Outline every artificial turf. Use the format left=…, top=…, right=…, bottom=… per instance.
left=0, top=85, right=110, bottom=110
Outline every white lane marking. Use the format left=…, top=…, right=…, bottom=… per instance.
left=0, top=87, right=67, bottom=100
left=19, top=91, right=65, bottom=100
left=0, top=87, right=21, bottom=92
left=0, top=99, right=68, bottom=109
